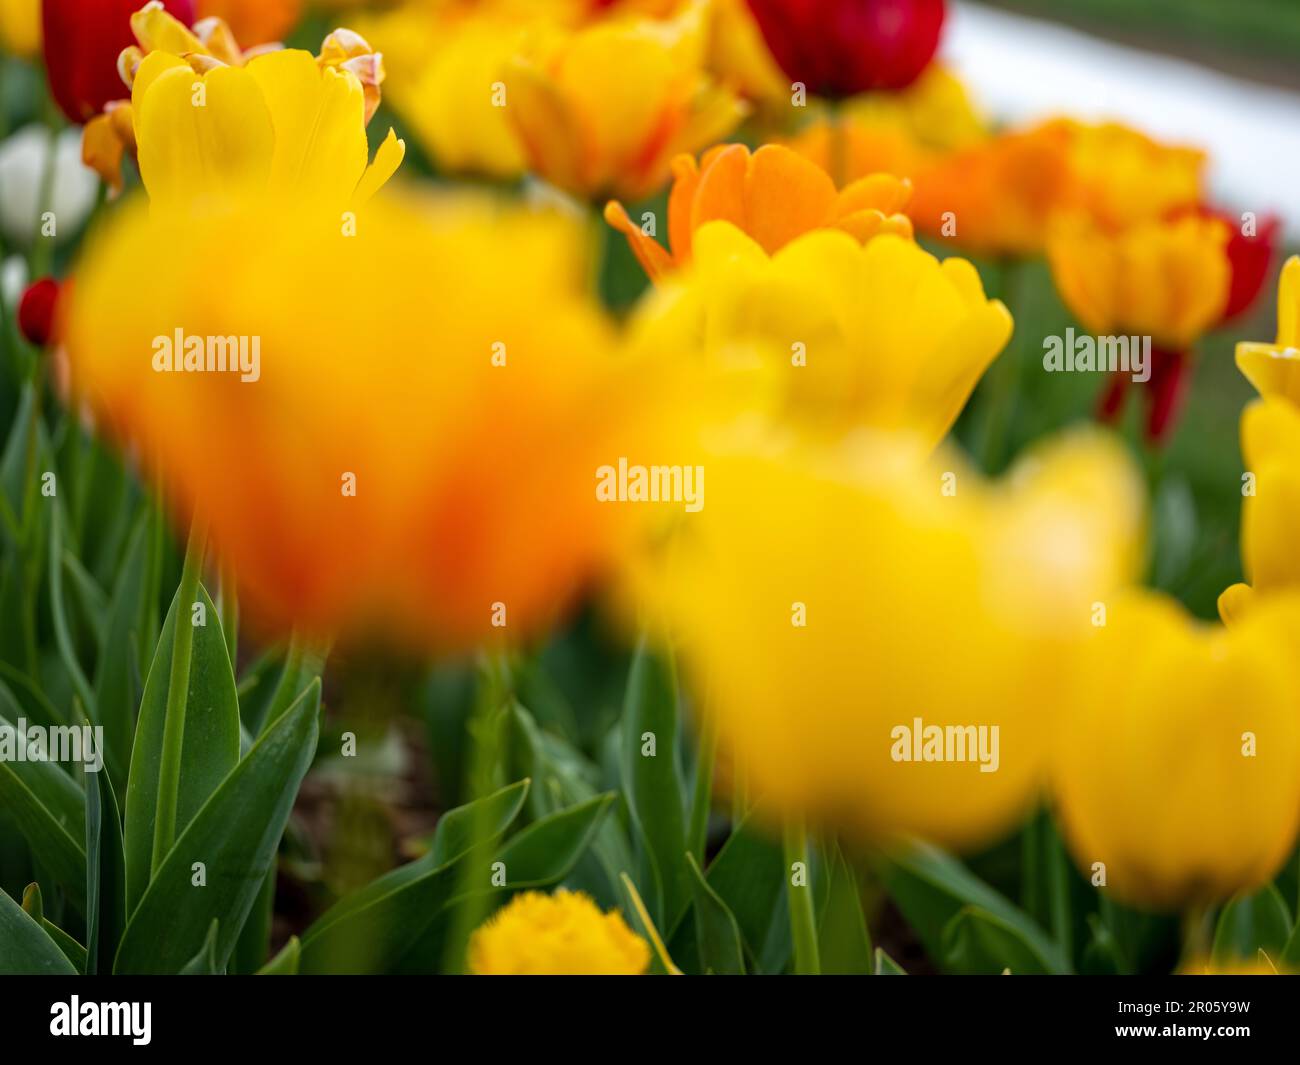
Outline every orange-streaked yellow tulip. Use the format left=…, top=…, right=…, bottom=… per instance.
left=1055, top=591, right=1300, bottom=910
left=641, top=429, right=1143, bottom=850
left=631, top=226, right=1010, bottom=448
left=469, top=891, right=650, bottom=975
left=504, top=1, right=745, bottom=201
left=63, top=192, right=674, bottom=652
left=605, top=143, right=912, bottom=282
left=1048, top=213, right=1230, bottom=352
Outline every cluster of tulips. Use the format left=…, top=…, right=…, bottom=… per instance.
left=1, top=0, right=1298, bottom=976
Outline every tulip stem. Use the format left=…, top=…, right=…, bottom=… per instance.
left=151, top=518, right=207, bottom=876
left=687, top=710, right=718, bottom=863
left=784, top=818, right=821, bottom=975
left=29, top=91, right=61, bottom=279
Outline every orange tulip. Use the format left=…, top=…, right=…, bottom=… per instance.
left=907, top=122, right=1074, bottom=257
left=198, top=0, right=301, bottom=47
left=604, top=142, right=912, bottom=282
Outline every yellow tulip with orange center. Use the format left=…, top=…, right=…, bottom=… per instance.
left=629, top=223, right=1010, bottom=449
left=641, top=429, right=1143, bottom=850
left=1054, top=591, right=1300, bottom=910
left=83, top=2, right=403, bottom=212
left=605, top=143, right=913, bottom=283
left=1219, top=257, right=1300, bottom=624
left=63, top=191, right=676, bottom=652
left=468, top=891, right=651, bottom=976
left=503, top=1, right=745, bottom=201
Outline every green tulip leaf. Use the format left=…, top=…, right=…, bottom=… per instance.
left=113, top=680, right=319, bottom=974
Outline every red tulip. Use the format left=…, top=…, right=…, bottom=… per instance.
left=42, top=0, right=197, bottom=124
left=1220, top=211, right=1281, bottom=324
left=17, top=277, right=61, bottom=348
left=746, top=0, right=945, bottom=98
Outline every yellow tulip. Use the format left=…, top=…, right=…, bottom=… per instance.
left=355, top=4, right=530, bottom=180
left=707, top=0, right=787, bottom=107
left=1236, top=255, right=1300, bottom=407
left=83, top=5, right=403, bottom=210
left=468, top=891, right=650, bottom=975
left=1218, top=398, right=1300, bottom=622
left=1048, top=213, right=1230, bottom=352
left=1055, top=591, right=1300, bottom=910
left=630, top=226, right=1011, bottom=449
left=1055, top=119, right=1205, bottom=233
left=504, top=1, right=745, bottom=201
left=1221, top=257, right=1300, bottom=622
left=642, top=429, right=1143, bottom=850
left=0, top=0, right=39, bottom=58
left=64, top=190, right=672, bottom=652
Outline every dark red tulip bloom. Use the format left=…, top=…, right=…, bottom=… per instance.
left=746, top=0, right=945, bottom=97
left=42, top=0, right=196, bottom=124
left=17, top=277, right=61, bottom=348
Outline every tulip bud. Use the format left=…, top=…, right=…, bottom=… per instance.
left=17, top=276, right=60, bottom=348
left=42, top=0, right=196, bottom=124
left=746, top=0, right=945, bottom=98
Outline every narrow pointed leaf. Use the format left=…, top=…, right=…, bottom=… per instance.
left=123, top=582, right=240, bottom=913
left=113, top=681, right=319, bottom=974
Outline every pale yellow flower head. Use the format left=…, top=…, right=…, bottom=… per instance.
left=1055, top=591, right=1300, bottom=910
left=1236, top=255, right=1300, bottom=406
left=1048, top=213, right=1230, bottom=351
left=469, top=891, right=651, bottom=975
left=644, top=429, right=1143, bottom=849
left=632, top=226, right=1011, bottom=449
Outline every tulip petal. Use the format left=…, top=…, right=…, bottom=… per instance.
left=352, top=128, right=405, bottom=206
